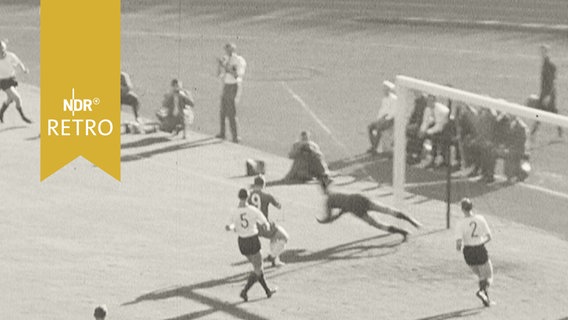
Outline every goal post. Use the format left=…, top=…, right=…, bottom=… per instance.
left=393, top=75, right=568, bottom=219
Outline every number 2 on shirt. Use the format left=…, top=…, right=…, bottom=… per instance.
left=469, top=221, right=478, bottom=238
left=240, top=213, right=249, bottom=228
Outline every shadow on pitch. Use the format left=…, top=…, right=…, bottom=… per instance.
left=121, top=136, right=171, bottom=149
left=328, top=154, right=514, bottom=204
left=413, top=306, right=484, bottom=320
left=121, top=137, right=221, bottom=162
left=231, top=234, right=399, bottom=268
left=126, top=235, right=399, bottom=319
left=122, top=271, right=271, bottom=320
left=25, top=133, right=40, bottom=141
left=0, top=125, right=27, bottom=134
left=281, top=234, right=401, bottom=263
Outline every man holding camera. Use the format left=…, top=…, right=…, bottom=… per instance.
left=216, top=43, right=246, bottom=143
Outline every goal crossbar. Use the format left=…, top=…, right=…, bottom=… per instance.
left=393, top=75, right=568, bottom=208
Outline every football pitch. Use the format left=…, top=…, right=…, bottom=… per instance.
left=2, top=1, right=568, bottom=319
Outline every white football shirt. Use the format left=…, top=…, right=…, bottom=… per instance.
left=229, top=204, right=268, bottom=238
left=377, top=92, right=398, bottom=120
left=220, top=53, right=246, bottom=84
left=455, top=214, right=491, bottom=246
left=0, top=52, right=22, bottom=79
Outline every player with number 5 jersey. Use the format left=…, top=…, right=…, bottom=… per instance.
left=248, top=175, right=289, bottom=267
left=455, top=198, right=494, bottom=307
left=226, top=188, right=277, bottom=302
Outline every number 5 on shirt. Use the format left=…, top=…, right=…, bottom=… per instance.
left=240, top=213, right=249, bottom=228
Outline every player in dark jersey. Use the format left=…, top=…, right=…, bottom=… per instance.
left=248, top=175, right=289, bottom=267
left=318, top=179, right=421, bottom=241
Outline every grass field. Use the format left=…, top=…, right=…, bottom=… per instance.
left=2, top=1, right=568, bottom=319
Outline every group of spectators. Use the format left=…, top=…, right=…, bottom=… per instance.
left=366, top=44, right=561, bottom=184
left=121, top=43, right=246, bottom=141
left=403, top=93, right=530, bottom=183
left=121, top=72, right=195, bottom=138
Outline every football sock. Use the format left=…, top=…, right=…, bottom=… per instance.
left=0, top=102, right=8, bottom=123
left=16, top=107, right=31, bottom=124
left=257, top=272, right=271, bottom=294
left=242, top=272, right=257, bottom=294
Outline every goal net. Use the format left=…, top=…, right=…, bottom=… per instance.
left=393, top=76, right=568, bottom=229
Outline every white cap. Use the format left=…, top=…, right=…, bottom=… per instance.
left=382, top=80, right=395, bottom=91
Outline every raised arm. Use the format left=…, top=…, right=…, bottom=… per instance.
left=13, top=53, right=28, bottom=74
left=181, top=90, right=195, bottom=108
left=269, top=194, right=282, bottom=210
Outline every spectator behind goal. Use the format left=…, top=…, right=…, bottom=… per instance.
left=367, top=80, right=397, bottom=155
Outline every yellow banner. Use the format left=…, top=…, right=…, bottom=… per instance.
left=40, top=0, right=120, bottom=181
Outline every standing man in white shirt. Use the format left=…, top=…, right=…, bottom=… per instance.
left=0, top=40, right=31, bottom=124
left=226, top=188, right=277, bottom=302
left=216, top=43, right=246, bottom=143
left=367, top=81, right=397, bottom=154
left=455, top=198, right=494, bottom=307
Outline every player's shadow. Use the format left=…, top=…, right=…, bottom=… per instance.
left=281, top=234, right=401, bottom=263
left=121, top=137, right=221, bottom=162
left=413, top=306, right=484, bottom=320
left=0, top=125, right=27, bottom=134
left=121, top=136, right=171, bottom=149
left=231, top=234, right=400, bottom=268
left=122, top=272, right=271, bottom=320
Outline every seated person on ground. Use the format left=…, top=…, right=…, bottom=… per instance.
left=497, top=115, right=530, bottom=182
left=121, top=71, right=141, bottom=122
left=473, top=108, right=499, bottom=183
left=406, top=91, right=427, bottom=164
left=368, top=80, right=397, bottom=155
left=156, top=79, right=194, bottom=139
left=455, top=105, right=482, bottom=177
left=418, top=95, right=450, bottom=168
left=284, top=131, right=330, bottom=182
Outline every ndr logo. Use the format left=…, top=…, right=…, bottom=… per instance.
left=47, top=88, right=112, bottom=137
left=63, top=88, right=100, bottom=117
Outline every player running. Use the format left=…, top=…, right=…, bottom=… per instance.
left=0, top=40, right=31, bottom=124
left=318, top=179, right=421, bottom=241
left=248, top=175, right=290, bottom=267
left=455, top=198, right=494, bottom=307
left=226, top=188, right=277, bottom=302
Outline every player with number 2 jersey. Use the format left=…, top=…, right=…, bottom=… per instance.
left=455, top=198, right=494, bottom=307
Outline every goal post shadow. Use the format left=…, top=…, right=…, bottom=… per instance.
left=393, top=75, right=568, bottom=228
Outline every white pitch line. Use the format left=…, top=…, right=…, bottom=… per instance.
left=518, top=181, right=568, bottom=201
left=280, top=81, right=333, bottom=135
left=280, top=81, right=378, bottom=182
left=405, top=173, right=568, bottom=201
